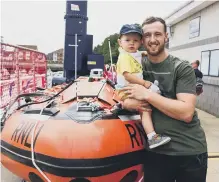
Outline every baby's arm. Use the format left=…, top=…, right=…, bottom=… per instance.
left=123, top=72, right=151, bottom=88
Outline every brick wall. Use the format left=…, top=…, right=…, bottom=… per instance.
left=196, top=76, right=219, bottom=117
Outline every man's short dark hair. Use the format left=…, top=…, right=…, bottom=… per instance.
left=142, top=16, right=167, bottom=33
left=195, top=60, right=200, bottom=67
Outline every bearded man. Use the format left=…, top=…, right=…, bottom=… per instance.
left=122, top=17, right=208, bottom=182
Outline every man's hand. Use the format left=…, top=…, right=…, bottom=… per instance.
left=121, top=84, right=151, bottom=100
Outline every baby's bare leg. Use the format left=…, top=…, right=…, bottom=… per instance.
left=141, top=111, right=155, bottom=134
left=121, top=87, right=171, bottom=149
left=123, top=98, right=157, bottom=136
left=123, top=98, right=151, bottom=111
left=123, top=99, right=155, bottom=134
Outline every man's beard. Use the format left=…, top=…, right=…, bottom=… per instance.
left=146, top=42, right=165, bottom=56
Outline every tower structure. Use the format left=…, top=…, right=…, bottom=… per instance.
left=64, top=0, right=93, bottom=80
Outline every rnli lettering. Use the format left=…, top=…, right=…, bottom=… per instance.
left=125, top=122, right=147, bottom=148
left=11, top=121, right=44, bottom=148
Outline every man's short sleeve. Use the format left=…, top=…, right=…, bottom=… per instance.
left=117, top=54, right=133, bottom=74
left=176, top=62, right=196, bottom=94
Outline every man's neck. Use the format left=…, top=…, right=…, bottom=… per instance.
left=148, top=49, right=169, bottom=64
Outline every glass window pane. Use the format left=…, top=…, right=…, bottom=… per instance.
left=209, top=50, right=219, bottom=76
left=201, top=51, right=210, bottom=75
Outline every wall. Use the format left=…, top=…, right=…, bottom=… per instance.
left=169, top=2, right=219, bottom=48
left=168, top=1, right=219, bottom=116
left=170, top=42, right=219, bottom=63
left=197, top=77, right=219, bottom=117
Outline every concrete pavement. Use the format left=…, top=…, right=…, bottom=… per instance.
left=1, top=108, right=219, bottom=182
left=196, top=109, right=219, bottom=182
left=1, top=167, right=22, bottom=182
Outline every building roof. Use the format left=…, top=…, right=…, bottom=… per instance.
left=18, top=45, right=38, bottom=50
left=164, top=1, right=194, bottom=20
left=165, top=0, right=216, bottom=26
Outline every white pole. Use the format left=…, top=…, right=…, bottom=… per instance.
left=108, top=38, right=114, bottom=82
left=68, top=33, right=78, bottom=80
left=75, top=34, right=77, bottom=79
left=68, top=34, right=78, bottom=102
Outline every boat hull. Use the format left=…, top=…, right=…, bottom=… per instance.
left=1, top=78, right=146, bottom=182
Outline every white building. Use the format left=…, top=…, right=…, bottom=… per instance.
left=53, top=52, right=58, bottom=62
left=165, top=0, right=219, bottom=116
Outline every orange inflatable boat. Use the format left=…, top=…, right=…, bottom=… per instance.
left=1, top=75, right=146, bottom=182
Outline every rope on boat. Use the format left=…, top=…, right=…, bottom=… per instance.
left=30, top=100, right=54, bottom=182
left=138, top=175, right=144, bottom=182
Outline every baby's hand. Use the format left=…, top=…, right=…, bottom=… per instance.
left=149, top=80, right=161, bottom=94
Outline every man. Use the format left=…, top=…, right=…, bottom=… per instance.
left=122, top=17, right=207, bottom=182
left=191, top=60, right=203, bottom=79
left=191, top=60, right=204, bottom=95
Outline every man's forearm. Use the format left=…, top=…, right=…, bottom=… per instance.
left=146, top=92, right=195, bottom=123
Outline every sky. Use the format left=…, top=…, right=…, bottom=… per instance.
left=1, top=0, right=189, bottom=54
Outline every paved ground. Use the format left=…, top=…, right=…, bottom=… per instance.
left=1, top=168, right=22, bottom=182
left=196, top=109, right=219, bottom=182
left=1, top=108, right=219, bottom=182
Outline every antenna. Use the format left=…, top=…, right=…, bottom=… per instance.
left=108, top=38, right=114, bottom=82
left=68, top=34, right=78, bottom=102
left=68, top=34, right=78, bottom=80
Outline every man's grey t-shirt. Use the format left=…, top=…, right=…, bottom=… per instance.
left=142, top=55, right=207, bottom=155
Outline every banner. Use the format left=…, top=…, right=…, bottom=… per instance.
left=0, top=43, right=47, bottom=108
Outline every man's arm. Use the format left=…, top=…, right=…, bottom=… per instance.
left=122, top=61, right=197, bottom=123
left=148, top=61, right=197, bottom=122
left=145, top=91, right=196, bottom=123
left=122, top=85, right=196, bottom=123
